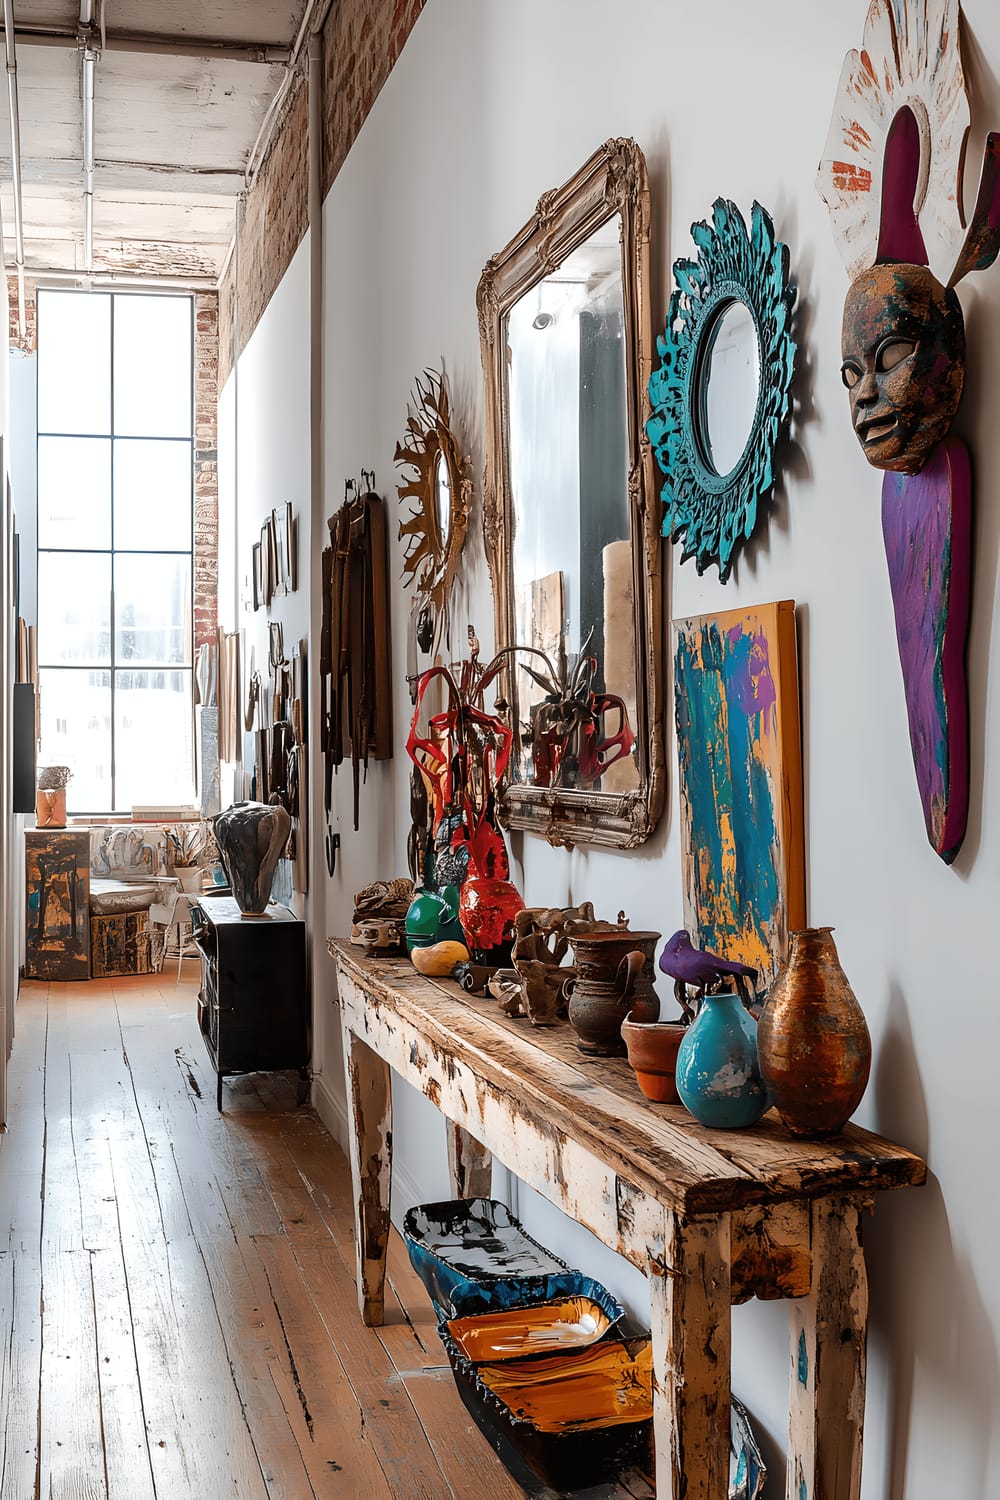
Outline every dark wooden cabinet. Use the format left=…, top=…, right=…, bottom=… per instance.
left=191, top=895, right=309, bottom=1110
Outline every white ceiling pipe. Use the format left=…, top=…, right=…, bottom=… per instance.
left=79, top=0, right=96, bottom=272
left=82, top=46, right=95, bottom=271
left=31, top=266, right=218, bottom=289
left=216, top=0, right=321, bottom=287
left=2, top=0, right=27, bottom=340
left=244, top=0, right=330, bottom=188
left=216, top=0, right=336, bottom=289
left=217, top=0, right=334, bottom=294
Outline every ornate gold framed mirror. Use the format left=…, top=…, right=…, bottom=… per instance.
left=477, top=137, right=664, bottom=848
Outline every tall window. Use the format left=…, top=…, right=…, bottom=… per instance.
left=36, top=290, right=195, bottom=813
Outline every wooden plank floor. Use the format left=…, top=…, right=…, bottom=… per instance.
left=0, top=969, right=653, bottom=1500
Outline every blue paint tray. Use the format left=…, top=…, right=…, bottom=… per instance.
left=402, top=1197, right=570, bottom=1317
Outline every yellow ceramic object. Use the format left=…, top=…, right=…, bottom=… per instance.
left=411, top=940, right=470, bottom=976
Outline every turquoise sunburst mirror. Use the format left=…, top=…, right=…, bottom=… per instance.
left=647, top=199, right=796, bottom=582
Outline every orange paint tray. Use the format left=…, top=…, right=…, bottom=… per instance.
left=440, top=1326, right=652, bottom=1490
left=446, top=1295, right=617, bottom=1362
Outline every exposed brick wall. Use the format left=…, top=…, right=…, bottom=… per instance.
left=218, top=0, right=426, bottom=387
left=193, top=292, right=220, bottom=651
left=7, top=275, right=37, bottom=354
left=218, top=82, right=310, bottom=387
left=321, top=0, right=426, bottom=196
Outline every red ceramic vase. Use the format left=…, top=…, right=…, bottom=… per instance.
left=459, top=876, right=525, bottom=958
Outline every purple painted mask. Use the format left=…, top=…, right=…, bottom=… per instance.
left=840, top=263, right=965, bottom=476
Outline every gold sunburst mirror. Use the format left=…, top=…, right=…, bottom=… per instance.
left=395, top=366, right=472, bottom=653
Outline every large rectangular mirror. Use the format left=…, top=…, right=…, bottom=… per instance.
left=478, top=138, right=665, bottom=848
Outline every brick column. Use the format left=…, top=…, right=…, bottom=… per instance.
left=193, top=292, right=219, bottom=651
left=7, top=275, right=37, bottom=353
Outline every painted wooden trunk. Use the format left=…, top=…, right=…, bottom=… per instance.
left=24, top=829, right=91, bottom=981
left=91, top=910, right=154, bottom=978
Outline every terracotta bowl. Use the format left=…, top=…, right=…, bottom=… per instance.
left=621, top=1016, right=687, bottom=1103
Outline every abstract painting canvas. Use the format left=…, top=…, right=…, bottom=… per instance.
left=673, top=600, right=805, bottom=988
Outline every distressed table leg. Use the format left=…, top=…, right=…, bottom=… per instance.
left=649, top=1210, right=732, bottom=1500
left=787, top=1197, right=868, bottom=1500
left=446, top=1121, right=492, bottom=1199
left=342, top=1023, right=392, bottom=1326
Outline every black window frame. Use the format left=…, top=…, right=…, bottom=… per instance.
left=34, top=287, right=196, bottom=815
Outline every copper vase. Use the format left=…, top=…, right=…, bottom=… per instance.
left=757, top=927, right=871, bottom=1138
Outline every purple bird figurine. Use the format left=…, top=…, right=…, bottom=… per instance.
left=658, top=930, right=757, bottom=1020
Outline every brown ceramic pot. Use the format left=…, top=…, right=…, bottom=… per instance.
left=564, top=930, right=660, bottom=1056
left=621, top=1016, right=686, bottom=1103
left=757, top=927, right=871, bottom=1138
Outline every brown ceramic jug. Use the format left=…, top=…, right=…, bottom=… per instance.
left=564, top=930, right=661, bottom=1055
left=757, top=927, right=871, bottom=1138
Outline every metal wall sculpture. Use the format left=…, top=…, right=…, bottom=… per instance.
left=395, top=366, right=472, bottom=658
left=647, top=198, right=796, bottom=583
left=817, top=0, right=1000, bottom=863
left=405, top=632, right=525, bottom=963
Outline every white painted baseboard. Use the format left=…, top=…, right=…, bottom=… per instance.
left=310, top=1071, right=434, bottom=1231
left=310, top=1072, right=349, bottom=1155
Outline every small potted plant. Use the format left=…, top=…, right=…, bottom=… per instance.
left=166, top=823, right=216, bottom=893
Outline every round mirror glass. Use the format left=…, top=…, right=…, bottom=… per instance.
left=434, top=448, right=451, bottom=551
left=699, top=299, right=761, bottom=476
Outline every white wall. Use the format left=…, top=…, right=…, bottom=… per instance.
left=217, top=235, right=337, bottom=1093
left=231, top=3, right=1000, bottom=1494
left=219, top=233, right=312, bottom=902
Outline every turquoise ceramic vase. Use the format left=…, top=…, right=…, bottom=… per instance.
left=676, top=991, right=769, bottom=1129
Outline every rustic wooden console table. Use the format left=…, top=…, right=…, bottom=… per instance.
left=330, top=940, right=925, bottom=1500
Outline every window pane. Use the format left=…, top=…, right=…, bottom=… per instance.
left=114, top=554, right=191, bottom=666
left=114, top=439, right=192, bottom=550
left=38, top=667, right=112, bottom=811
left=37, top=291, right=111, bottom=434
left=38, top=436, right=111, bottom=549
left=38, top=553, right=112, bottom=665
left=113, top=295, right=191, bottom=437
left=115, top=669, right=193, bottom=811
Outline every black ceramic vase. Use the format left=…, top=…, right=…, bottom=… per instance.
left=213, top=801, right=290, bottom=916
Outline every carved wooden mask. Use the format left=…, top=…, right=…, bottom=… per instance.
left=840, top=262, right=965, bottom=475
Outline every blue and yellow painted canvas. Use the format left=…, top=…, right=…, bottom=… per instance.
left=672, top=601, right=805, bottom=987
